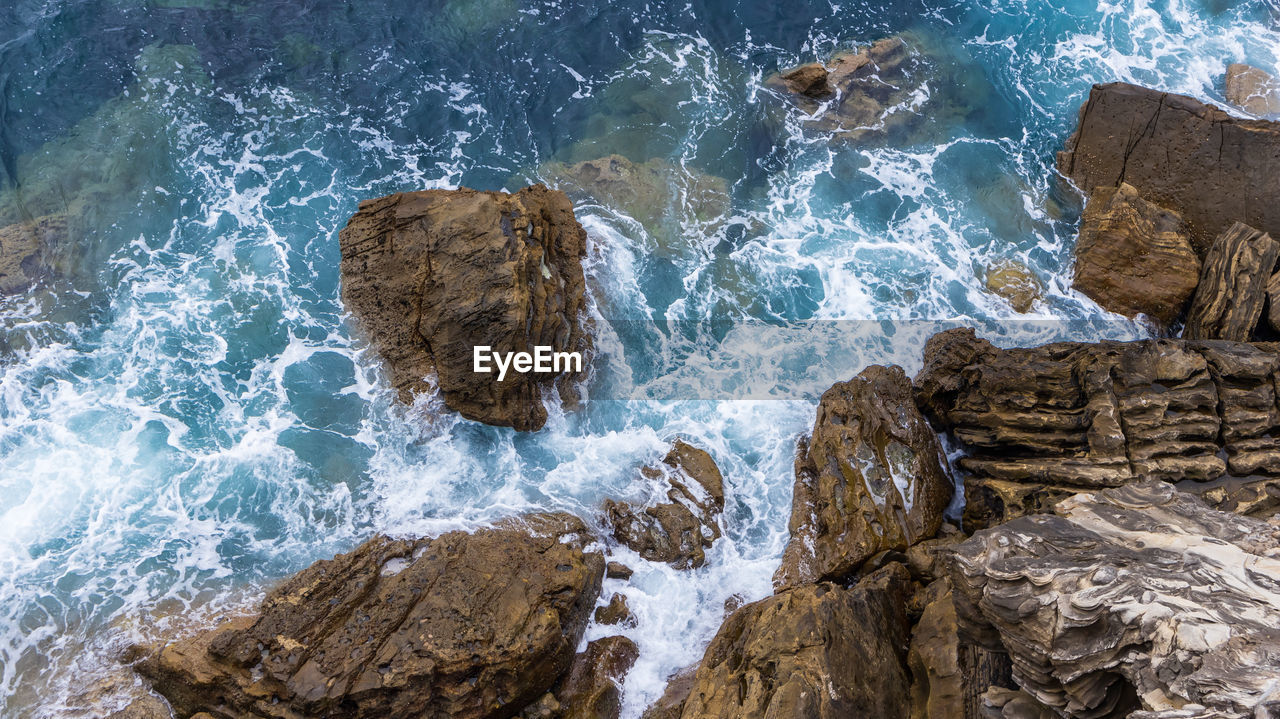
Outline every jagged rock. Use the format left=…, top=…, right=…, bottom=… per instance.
left=776, top=365, right=952, bottom=588
left=1190, top=477, right=1280, bottom=518
left=1071, top=183, right=1200, bottom=326
left=1267, top=271, right=1280, bottom=333
left=136, top=513, right=604, bottom=719
left=595, top=593, right=634, bottom=627
left=1185, top=222, right=1279, bottom=341
left=1058, top=82, right=1280, bottom=257
left=904, top=529, right=964, bottom=583
left=915, top=328, right=1280, bottom=486
left=1225, top=63, right=1280, bottom=117
left=639, top=665, right=697, bottom=719
left=961, top=478, right=1080, bottom=531
left=984, top=259, right=1043, bottom=314
left=908, top=581, right=1015, bottom=719
left=950, top=481, right=1280, bottom=719
left=338, top=185, right=591, bottom=431
left=604, top=440, right=725, bottom=569
left=605, top=562, right=633, bottom=580
left=679, top=564, right=914, bottom=719
left=773, top=63, right=833, bottom=98
left=106, top=695, right=172, bottom=719
left=556, top=636, right=639, bottom=719
left=979, top=688, right=1058, bottom=719
left=0, top=214, right=67, bottom=295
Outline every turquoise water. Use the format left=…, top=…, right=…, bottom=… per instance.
left=0, top=1, right=1277, bottom=716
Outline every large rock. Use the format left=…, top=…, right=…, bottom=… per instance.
left=1184, top=222, right=1279, bottom=341
left=555, top=635, right=640, bottom=719
left=604, top=439, right=725, bottom=569
left=640, top=666, right=697, bottom=719
left=949, top=481, right=1280, bottom=718
left=915, top=328, right=1280, bottom=489
left=907, top=581, right=1014, bottom=719
left=137, top=513, right=604, bottom=719
left=775, top=365, right=953, bottom=588
left=984, top=259, right=1043, bottom=314
left=1225, top=63, right=1280, bottom=117
left=679, top=564, right=914, bottom=719
left=338, top=185, right=591, bottom=431
left=1071, top=183, right=1200, bottom=326
left=0, top=214, right=67, bottom=294
left=1058, top=82, right=1280, bottom=257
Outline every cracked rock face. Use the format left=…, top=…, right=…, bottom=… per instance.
left=1058, top=82, right=1280, bottom=257
left=338, top=185, right=591, bottom=431
left=1184, top=222, right=1279, bottom=342
left=776, top=364, right=953, bottom=588
left=137, top=513, right=604, bottom=719
left=949, top=481, right=1280, bottom=719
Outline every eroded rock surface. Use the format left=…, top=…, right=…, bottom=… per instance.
left=556, top=636, right=639, bottom=719
left=137, top=513, right=604, bottom=719
left=0, top=214, right=67, bottom=295
left=639, top=666, right=697, bottom=719
left=679, top=564, right=914, bottom=719
left=907, top=580, right=1014, bottom=719
left=1225, top=62, right=1280, bottom=117
left=604, top=439, right=725, bottom=569
left=950, top=481, right=1280, bottom=718
left=1058, top=82, right=1280, bottom=256
left=984, top=259, right=1043, bottom=314
left=1071, top=183, right=1200, bottom=326
left=338, top=185, right=591, bottom=431
left=1184, top=222, right=1279, bottom=341
left=776, top=365, right=952, bottom=588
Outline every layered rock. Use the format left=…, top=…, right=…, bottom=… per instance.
left=1184, top=222, right=1279, bottom=341
left=137, top=513, right=604, bottom=719
left=776, top=365, right=953, bottom=587
left=604, top=440, right=725, bottom=569
left=949, top=481, right=1280, bottom=718
left=1070, top=183, right=1200, bottom=326
left=1225, top=62, right=1280, bottom=117
left=984, top=259, right=1043, bottom=314
left=338, top=185, right=591, bottom=431
left=679, top=564, right=914, bottom=719
left=555, top=636, right=640, bottom=719
left=1058, top=82, right=1280, bottom=257
left=907, top=581, right=1014, bottom=719
left=0, top=214, right=66, bottom=295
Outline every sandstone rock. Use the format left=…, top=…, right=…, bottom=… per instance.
left=984, top=259, right=1043, bottom=314
left=679, top=564, right=913, bottom=719
left=979, top=688, right=1058, bottom=719
left=1189, top=477, right=1280, bottom=518
left=1058, top=82, right=1280, bottom=257
left=1225, top=62, right=1280, bottom=117
left=639, top=665, right=697, bottom=719
left=1184, top=222, right=1279, bottom=341
left=904, top=530, right=964, bottom=583
left=950, top=481, right=1280, bottom=718
left=604, top=440, right=725, bottom=569
left=1267, top=271, right=1280, bottom=333
left=338, top=185, right=591, bottom=431
left=776, top=365, right=952, bottom=588
left=106, top=695, right=172, bottom=719
left=0, top=214, right=67, bottom=294
left=556, top=635, right=639, bottom=719
left=907, top=581, right=1015, bottom=719
left=594, top=592, right=634, bottom=627
left=137, top=513, right=604, bottom=719
left=961, top=477, right=1080, bottom=531
left=1071, top=183, right=1200, bottom=326
left=774, top=63, right=832, bottom=98
left=605, top=562, right=633, bottom=580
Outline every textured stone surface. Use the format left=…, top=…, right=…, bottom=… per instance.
left=915, top=328, right=1280, bottom=486
left=908, top=581, right=1015, bottom=719
left=1058, top=82, right=1280, bottom=256
left=594, top=592, right=634, bottom=627
left=1185, top=222, right=1279, bottom=341
left=951, top=481, right=1280, bottom=718
left=680, top=564, right=913, bottom=719
left=338, top=185, right=591, bottom=431
left=776, top=365, right=952, bottom=588
left=604, top=440, right=725, bottom=569
left=137, top=513, right=603, bottom=719
left=0, top=214, right=67, bottom=294
left=1071, top=183, right=1200, bottom=326
left=639, top=666, right=697, bottom=719
left=556, top=636, right=639, bottom=719
left=984, top=259, right=1043, bottom=314
left=1225, top=62, right=1280, bottom=117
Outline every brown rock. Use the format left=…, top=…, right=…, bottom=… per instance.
left=137, top=513, right=604, bottom=719
left=908, top=582, right=1014, bottom=719
left=639, top=665, right=697, bottom=719
left=1267, top=271, right=1280, bottom=333
left=1058, top=82, right=1280, bottom=257
left=106, top=695, right=172, bottom=719
left=1225, top=63, right=1280, bottom=117
left=594, top=593, right=634, bottom=627
left=904, top=532, right=964, bottom=583
left=984, top=259, right=1043, bottom=314
left=604, top=440, right=725, bottom=569
left=775, top=63, right=832, bottom=98
left=1189, top=477, right=1280, bottom=518
left=605, top=561, right=633, bottom=580
left=0, top=214, right=66, bottom=294
left=679, top=564, right=914, bottom=719
left=556, top=635, right=639, bottom=719
left=338, top=185, right=591, bottom=431
left=775, top=365, right=953, bottom=588
left=1071, top=183, right=1200, bottom=326
left=1185, top=222, right=1280, bottom=341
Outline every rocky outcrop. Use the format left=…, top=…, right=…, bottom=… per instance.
left=1184, top=222, right=1279, bottom=341
left=907, top=581, right=1014, bottom=719
left=0, top=214, right=67, bottom=294
left=984, top=259, right=1043, bottom=314
left=776, top=365, right=953, bottom=588
left=1225, top=63, right=1280, bottom=117
left=555, top=636, right=640, bottom=719
left=1058, top=82, right=1280, bottom=257
left=640, top=666, right=697, bottom=719
left=136, top=513, right=604, bottom=719
left=595, top=592, right=634, bottom=627
left=338, top=185, right=591, bottom=431
left=949, top=481, right=1280, bottom=718
left=1071, top=183, right=1200, bottom=326
left=604, top=440, right=725, bottom=569
left=679, top=564, right=913, bottom=719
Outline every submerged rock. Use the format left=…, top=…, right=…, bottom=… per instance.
left=776, top=365, right=952, bottom=588
left=1184, top=222, right=1279, bottom=341
left=0, top=214, right=67, bottom=295
left=136, top=512, right=604, bottom=719
left=1071, top=183, right=1200, bottom=326
left=555, top=636, right=639, bottom=719
left=338, top=185, right=592, bottom=431
left=1059, top=82, right=1280, bottom=256
left=679, top=564, right=914, bottom=719
left=604, top=439, right=725, bottom=569
left=984, top=259, right=1043, bottom=314
left=950, top=481, right=1280, bottom=718
left=1225, top=62, right=1280, bottom=117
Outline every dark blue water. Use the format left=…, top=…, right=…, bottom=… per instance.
left=1, top=0, right=1277, bottom=715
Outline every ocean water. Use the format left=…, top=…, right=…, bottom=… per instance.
left=0, top=0, right=1278, bottom=716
